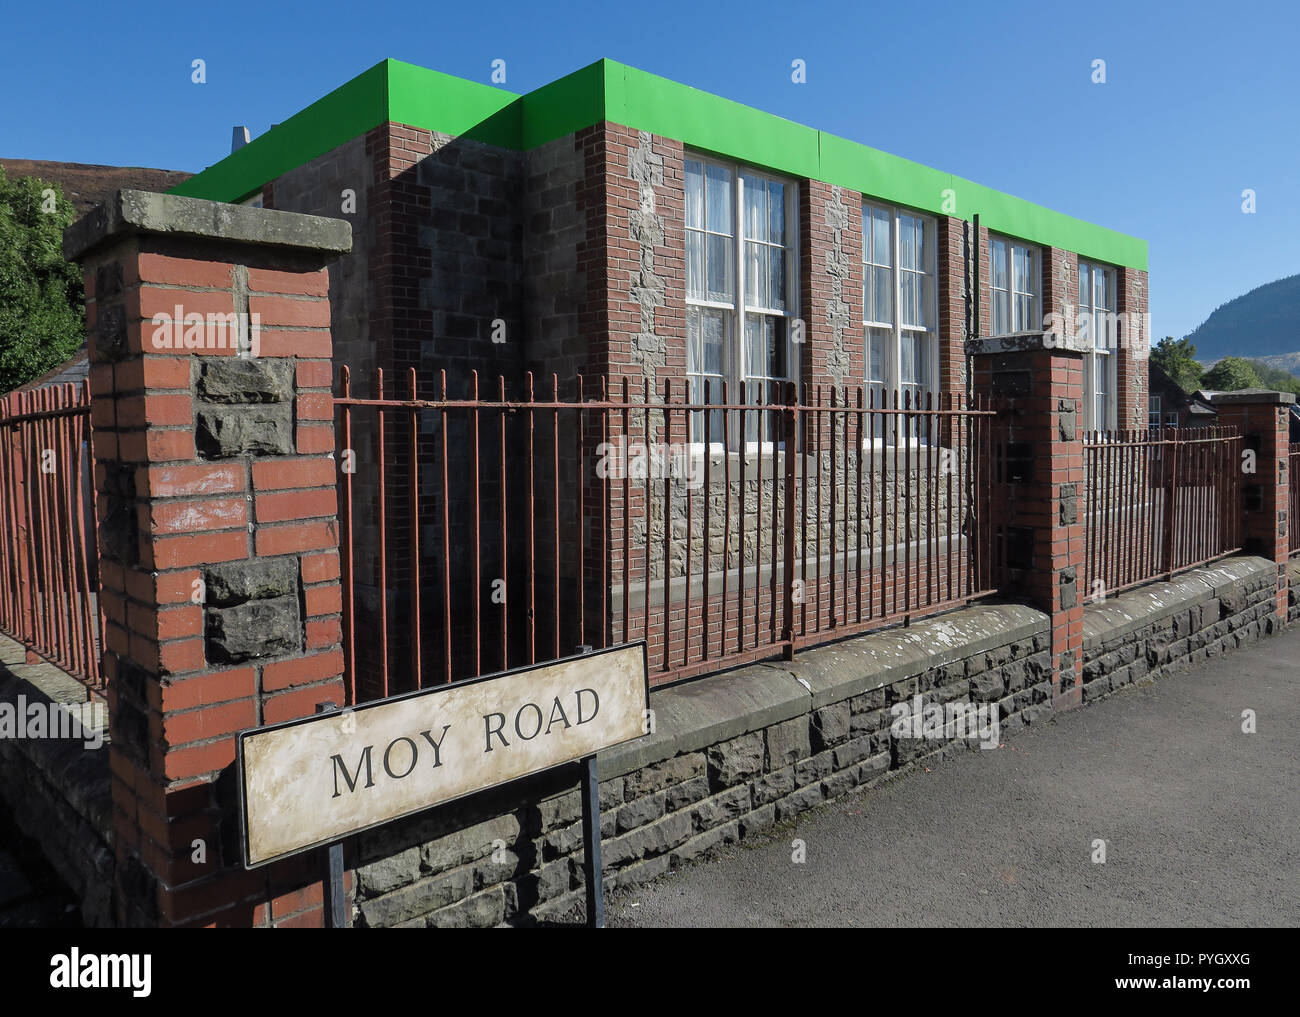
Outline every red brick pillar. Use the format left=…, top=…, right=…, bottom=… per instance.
left=1210, top=390, right=1294, bottom=622
left=65, top=189, right=352, bottom=927
left=969, top=331, right=1087, bottom=710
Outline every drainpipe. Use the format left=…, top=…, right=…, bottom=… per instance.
left=968, top=213, right=981, bottom=406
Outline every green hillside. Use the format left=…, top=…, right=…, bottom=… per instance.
left=1187, top=273, right=1300, bottom=361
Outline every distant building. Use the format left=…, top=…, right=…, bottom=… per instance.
left=1148, top=361, right=1217, bottom=429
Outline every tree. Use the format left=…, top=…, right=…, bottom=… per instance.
left=0, top=168, right=85, bottom=392
left=1150, top=335, right=1203, bottom=392
left=1201, top=356, right=1263, bottom=392
left=1238, top=359, right=1300, bottom=397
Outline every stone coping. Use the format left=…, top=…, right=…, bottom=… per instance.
left=1082, top=555, right=1275, bottom=650
left=1206, top=389, right=1296, bottom=406
left=781, top=601, right=1046, bottom=709
left=65, top=189, right=353, bottom=262
left=965, top=330, right=1092, bottom=356
left=597, top=598, right=1048, bottom=781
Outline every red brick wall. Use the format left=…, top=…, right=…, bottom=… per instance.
left=800, top=180, right=865, bottom=392
left=1213, top=397, right=1291, bottom=618
left=975, top=224, right=993, bottom=340
left=936, top=215, right=968, bottom=400
left=1117, top=267, right=1150, bottom=430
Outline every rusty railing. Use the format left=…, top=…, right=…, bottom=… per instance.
left=0, top=381, right=103, bottom=689
left=335, top=370, right=997, bottom=703
left=1082, top=425, right=1243, bottom=602
left=1291, top=443, right=1300, bottom=557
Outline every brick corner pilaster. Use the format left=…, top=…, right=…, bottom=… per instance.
left=66, top=189, right=352, bottom=928
left=968, top=331, right=1086, bottom=711
left=1209, top=390, right=1295, bottom=623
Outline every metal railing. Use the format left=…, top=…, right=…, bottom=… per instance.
left=335, top=370, right=997, bottom=702
left=1082, top=426, right=1243, bottom=602
left=0, top=381, right=103, bottom=689
left=1290, top=443, right=1300, bottom=557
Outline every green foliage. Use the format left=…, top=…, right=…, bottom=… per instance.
left=1242, top=359, right=1300, bottom=397
left=0, top=167, right=85, bottom=392
left=1199, top=355, right=1300, bottom=396
left=1201, top=356, right=1263, bottom=391
left=1150, top=335, right=1203, bottom=392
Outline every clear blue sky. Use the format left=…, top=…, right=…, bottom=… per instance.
left=3, top=0, right=1297, bottom=342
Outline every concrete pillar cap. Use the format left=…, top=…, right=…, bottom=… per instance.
left=965, top=331, right=1091, bottom=356
left=1205, top=389, right=1296, bottom=406
left=64, top=189, right=352, bottom=262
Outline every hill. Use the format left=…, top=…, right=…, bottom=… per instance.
left=1186, top=273, right=1300, bottom=362
left=0, top=158, right=191, bottom=217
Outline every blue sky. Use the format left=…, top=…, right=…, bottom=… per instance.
left=3, top=0, right=1296, bottom=342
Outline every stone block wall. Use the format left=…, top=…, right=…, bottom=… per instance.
left=350, top=599, right=1053, bottom=927
left=0, top=636, right=112, bottom=926
left=338, top=553, right=1290, bottom=928
left=1288, top=559, right=1300, bottom=622
left=1081, top=556, right=1279, bottom=703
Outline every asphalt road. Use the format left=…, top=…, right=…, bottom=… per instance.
left=608, top=625, right=1300, bottom=927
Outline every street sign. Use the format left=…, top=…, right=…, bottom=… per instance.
left=237, top=642, right=648, bottom=869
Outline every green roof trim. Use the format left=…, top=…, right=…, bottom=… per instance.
left=171, top=57, right=1147, bottom=270
left=169, top=61, right=389, bottom=204
left=386, top=60, right=520, bottom=148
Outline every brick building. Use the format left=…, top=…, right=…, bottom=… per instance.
left=172, top=57, right=1149, bottom=427
left=27, top=63, right=1300, bottom=933
left=1148, top=361, right=1217, bottom=429
left=170, top=58, right=1151, bottom=692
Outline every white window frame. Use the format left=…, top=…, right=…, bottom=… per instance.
left=685, top=154, right=799, bottom=451
left=1080, top=259, right=1118, bottom=431
left=1148, top=395, right=1162, bottom=430
left=989, top=235, right=1041, bottom=336
left=863, top=202, right=939, bottom=444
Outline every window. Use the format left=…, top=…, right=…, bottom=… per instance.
left=1148, top=395, right=1162, bottom=429
left=864, top=203, right=937, bottom=438
left=1165, top=412, right=1179, bottom=428
left=989, top=235, right=1040, bottom=335
left=685, top=156, right=798, bottom=446
left=1080, top=260, right=1118, bottom=430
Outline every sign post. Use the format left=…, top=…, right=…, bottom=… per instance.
left=573, top=644, right=604, bottom=928
left=580, top=754, right=604, bottom=927
left=313, top=701, right=350, bottom=929
left=237, top=642, right=648, bottom=927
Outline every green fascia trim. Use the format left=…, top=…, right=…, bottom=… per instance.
left=171, top=57, right=1146, bottom=270
left=517, top=61, right=606, bottom=150
left=170, top=61, right=390, bottom=204
left=602, top=61, right=823, bottom=182
left=170, top=59, right=518, bottom=204
left=385, top=59, right=519, bottom=148
left=593, top=60, right=1146, bottom=270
